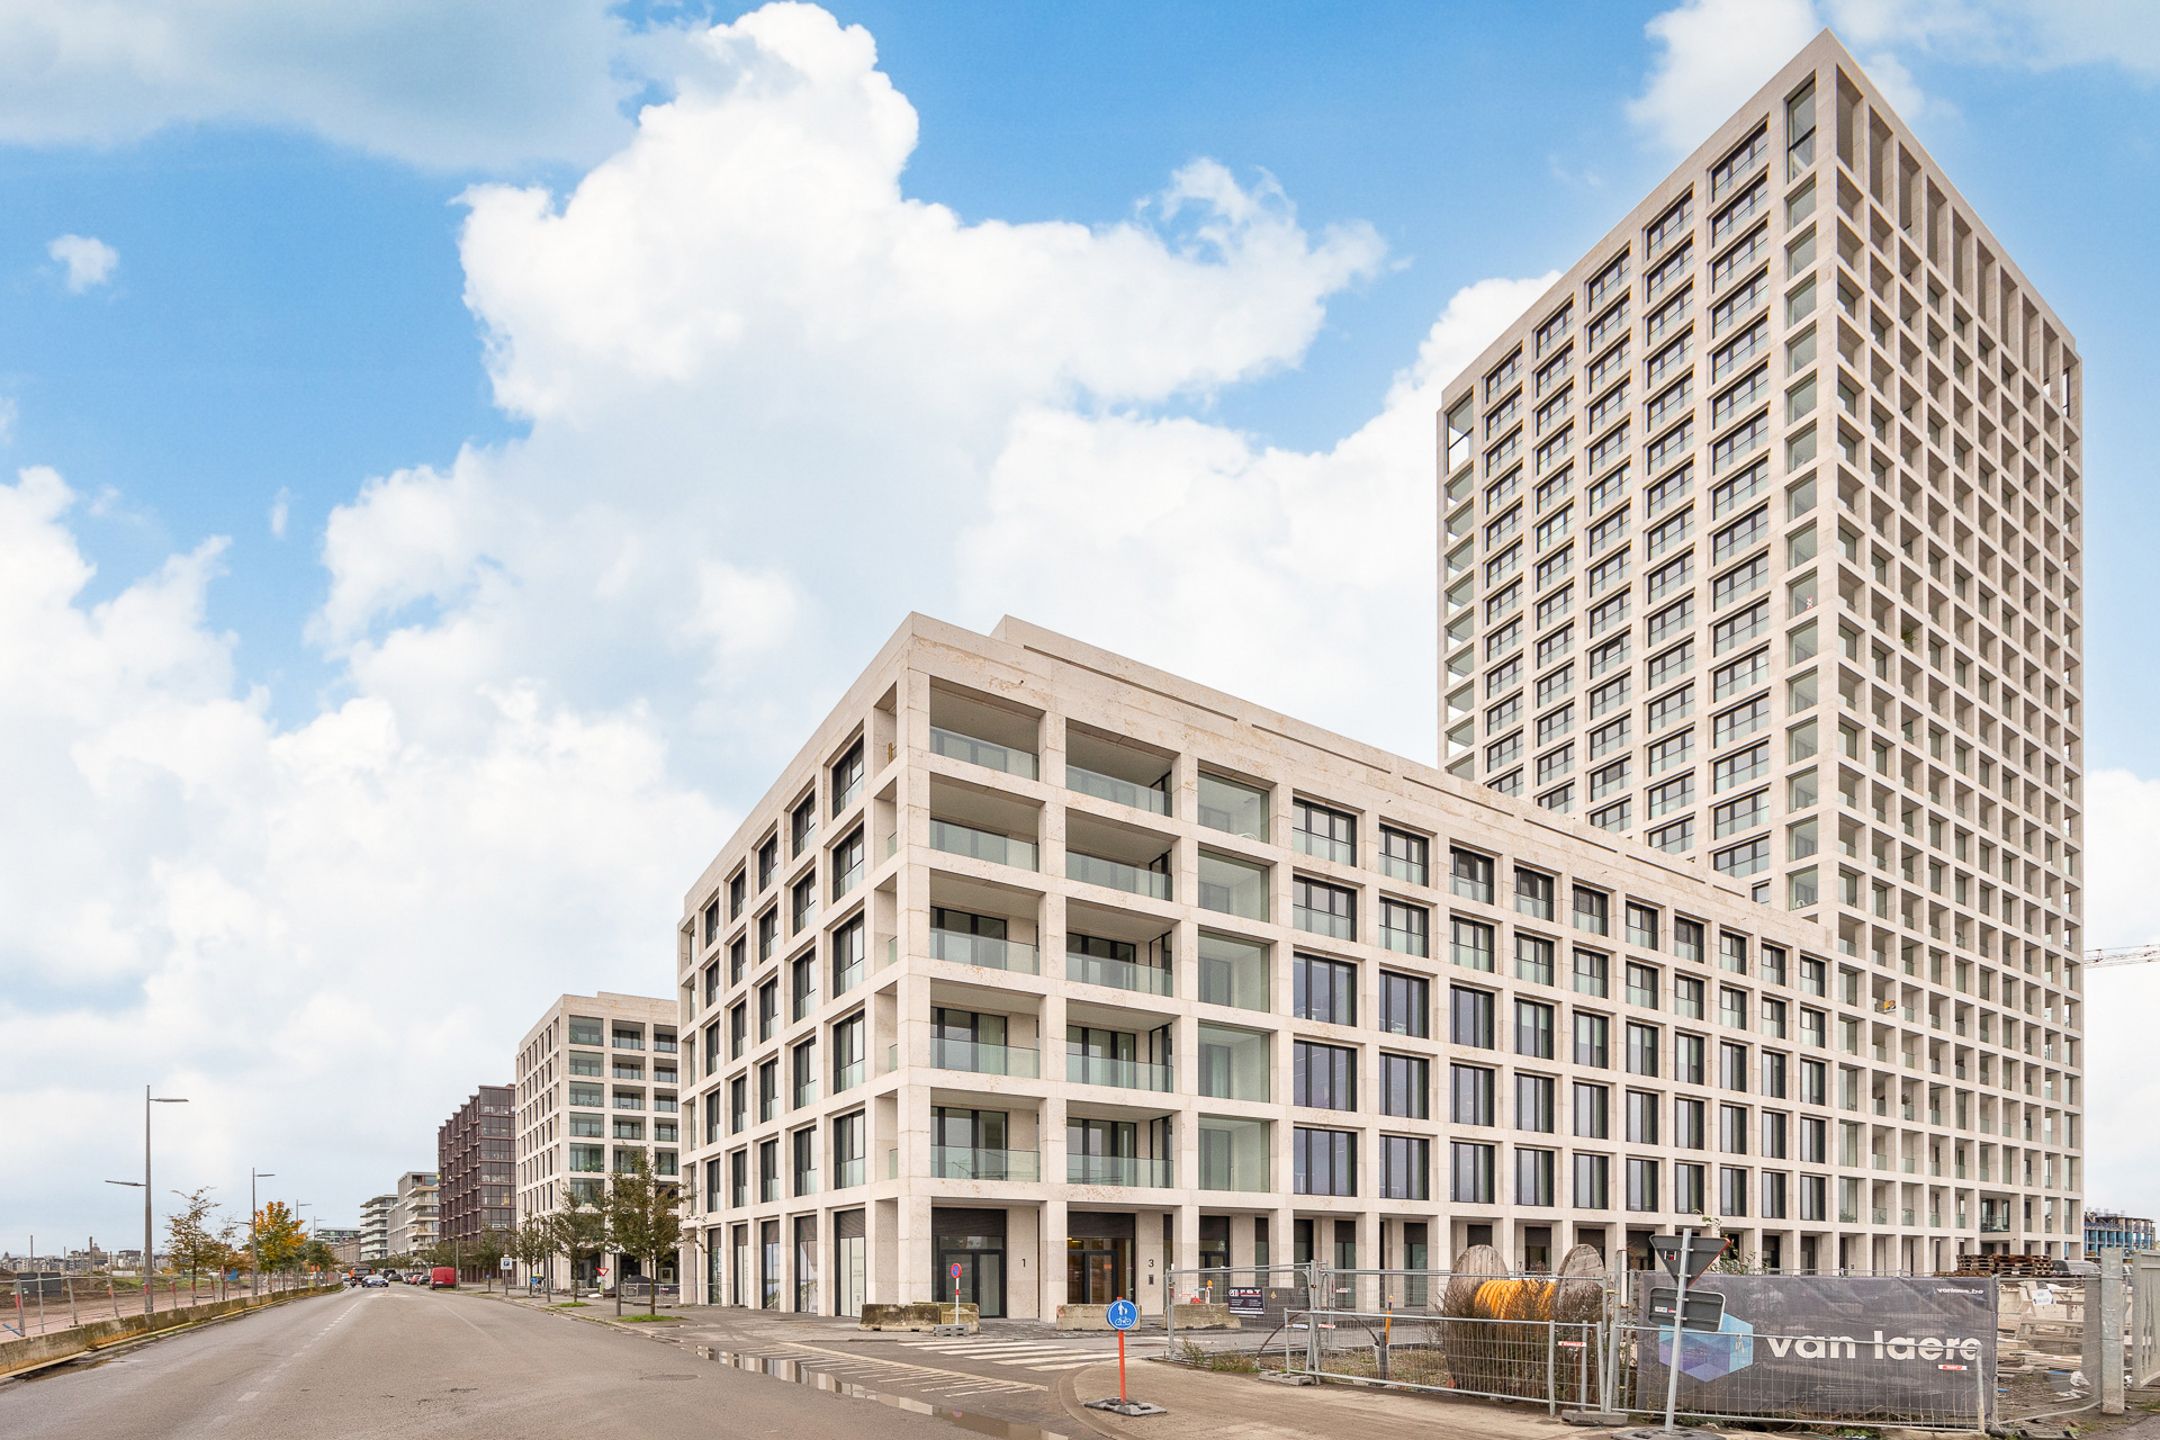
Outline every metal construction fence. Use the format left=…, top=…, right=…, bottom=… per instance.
left=1159, top=1254, right=2130, bottom=1433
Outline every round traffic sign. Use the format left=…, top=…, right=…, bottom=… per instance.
left=1106, top=1298, right=1138, bottom=1330
left=949, top=1261, right=963, bottom=1280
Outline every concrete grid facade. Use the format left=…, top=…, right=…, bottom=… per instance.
left=513, top=992, right=681, bottom=1289
left=676, top=612, right=2017, bottom=1324
left=437, top=1084, right=514, bottom=1280
left=1437, top=32, right=2080, bottom=1259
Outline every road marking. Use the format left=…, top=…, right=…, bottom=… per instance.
left=237, top=1391, right=258, bottom=1403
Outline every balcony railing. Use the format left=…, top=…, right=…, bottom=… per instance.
left=1380, top=925, right=1428, bottom=957
left=836, top=1157, right=865, bottom=1189
left=834, top=1060, right=864, bottom=1092
left=1294, top=906, right=1355, bottom=940
left=932, top=1146, right=1041, bottom=1181
left=930, top=1038, right=1040, bottom=1078
left=1066, top=1053, right=1172, bottom=1091
left=1293, top=831, right=1355, bottom=866
left=1379, top=853, right=1428, bottom=885
left=1065, top=951, right=1172, bottom=996
left=930, top=726, right=1038, bottom=779
left=931, top=927, right=1041, bottom=975
left=930, top=819, right=1038, bottom=871
left=1067, top=852, right=1170, bottom=899
left=1067, top=765, right=1168, bottom=815
left=1068, top=1155, right=1173, bottom=1187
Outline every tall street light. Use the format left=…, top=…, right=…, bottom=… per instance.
left=104, top=1085, right=188, bottom=1319
left=250, top=1169, right=276, bottom=1300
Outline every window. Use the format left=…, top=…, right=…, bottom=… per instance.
left=1516, top=934, right=1556, bottom=986
left=1627, top=1158, right=1660, bottom=1212
left=1450, top=1142, right=1495, bottom=1204
left=1292, top=799, right=1357, bottom=864
left=1517, top=1073, right=1555, bottom=1132
left=1355, top=973, right=1422, bottom=1049
left=1625, top=1022, right=1659, bottom=1076
left=831, top=827, right=865, bottom=898
left=1293, top=954, right=1357, bottom=1026
left=1379, top=898, right=1430, bottom=956
left=1460, top=1066, right=1494, bottom=1131
left=1626, top=962, right=1659, bottom=1008
left=1293, top=1041, right=1357, bottom=1110
left=1515, top=868, right=1555, bottom=919
left=1515, top=999, right=1554, bottom=1059
left=1574, top=1082, right=1610, bottom=1139
left=830, top=739, right=864, bottom=816
left=757, top=835, right=780, bottom=890
left=1379, top=826, right=1428, bottom=885
left=1573, top=1153, right=1610, bottom=1209
left=1573, top=1011, right=1609, bottom=1067
left=1626, top=1089, right=1660, bottom=1143
left=1377, top=1053, right=1429, bottom=1120
left=1450, top=916, right=1495, bottom=972
left=1197, top=851, right=1268, bottom=918
left=1294, top=1127, right=1356, bottom=1196
left=1572, top=886, right=1609, bottom=935
left=1293, top=876, right=1357, bottom=939
left=1379, top=1135, right=1429, bottom=1201
left=1450, top=986, right=1495, bottom=1048
left=1197, top=773, right=1269, bottom=839
left=1516, top=1148, right=1556, bottom=1207
left=1574, top=949, right=1609, bottom=996
left=1715, top=837, right=1770, bottom=877
left=1449, top=848, right=1495, bottom=902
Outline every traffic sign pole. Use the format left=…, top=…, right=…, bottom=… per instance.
left=1660, top=1230, right=1691, bottom=1434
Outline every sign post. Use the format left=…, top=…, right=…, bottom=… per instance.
left=945, top=1260, right=963, bottom=1335
left=1085, top=1298, right=1165, bottom=1417
left=1647, top=1229, right=1725, bottom=1436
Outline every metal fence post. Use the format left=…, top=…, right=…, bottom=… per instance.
left=2103, top=1249, right=2127, bottom=1415
left=1601, top=1245, right=1626, bottom=1414
left=1546, top=1318, right=1558, bottom=1414
left=1165, top=1269, right=1177, bottom=1358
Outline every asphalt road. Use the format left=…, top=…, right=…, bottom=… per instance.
left=0, top=1284, right=1007, bottom=1440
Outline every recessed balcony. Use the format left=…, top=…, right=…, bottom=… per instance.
left=1065, top=726, right=1173, bottom=817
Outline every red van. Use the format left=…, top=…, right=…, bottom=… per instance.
left=428, top=1266, right=457, bottom=1289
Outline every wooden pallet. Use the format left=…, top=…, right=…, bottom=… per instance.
left=1946, top=1252, right=2068, bottom=1278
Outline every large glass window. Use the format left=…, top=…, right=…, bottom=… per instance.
left=1197, top=774, right=1269, bottom=839
left=1378, top=970, right=1429, bottom=1038
left=1293, top=1127, right=1356, bottom=1196
left=1292, top=953, right=1358, bottom=1026
left=1292, top=1041, right=1357, bottom=1110
left=1198, top=851, right=1269, bottom=919
left=1292, top=798, right=1357, bottom=865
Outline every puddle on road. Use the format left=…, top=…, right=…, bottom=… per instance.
left=689, top=1345, right=1076, bottom=1440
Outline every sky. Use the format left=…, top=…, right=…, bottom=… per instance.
left=3, top=0, right=2159, bottom=1250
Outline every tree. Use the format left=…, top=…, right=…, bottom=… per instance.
left=509, top=1218, right=553, bottom=1300
left=301, top=1239, right=337, bottom=1280
left=167, top=1185, right=225, bottom=1296
left=253, top=1201, right=306, bottom=1288
left=601, top=1153, right=682, bottom=1317
left=549, top=1191, right=605, bottom=1302
left=470, top=1227, right=508, bottom=1292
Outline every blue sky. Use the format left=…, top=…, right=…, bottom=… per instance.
left=3, top=0, right=2158, bottom=1248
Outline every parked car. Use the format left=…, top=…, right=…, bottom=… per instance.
left=362, top=1275, right=389, bottom=1288
left=428, top=1266, right=457, bottom=1289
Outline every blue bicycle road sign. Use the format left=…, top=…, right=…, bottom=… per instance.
left=1106, top=1298, right=1138, bottom=1330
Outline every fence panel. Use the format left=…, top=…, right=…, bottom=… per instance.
left=1994, top=1273, right=2099, bottom=1423
left=1283, top=1309, right=1604, bottom=1411
left=2132, top=1253, right=2160, bottom=1388
left=1160, top=1266, right=1318, bottom=1365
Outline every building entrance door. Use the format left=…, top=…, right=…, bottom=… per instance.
left=930, top=1208, right=1007, bottom=1319
left=1065, top=1211, right=1137, bottom=1304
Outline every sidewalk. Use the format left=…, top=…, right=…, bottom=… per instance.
left=1054, top=1358, right=1588, bottom=1440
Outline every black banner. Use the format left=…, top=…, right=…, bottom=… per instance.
left=1634, top=1273, right=1995, bottom=1421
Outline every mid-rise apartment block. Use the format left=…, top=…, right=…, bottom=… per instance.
left=2084, top=1210, right=2154, bottom=1254
left=1436, top=31, right=2080, bottom=1258
left=514, top=992, right=681, bottom=1289
left=675, top=611, right=2019, bottom=1322
left=387, top=1170, right=440, bottom=1261
left=437, top=1085, right=515, bottom=1279
left=359, top=1193, right=393, bottom=1263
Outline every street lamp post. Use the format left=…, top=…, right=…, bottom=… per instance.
left=250, top=1170, right=276, bottom=1300
left=103, top=1085, right=188, bottom=1320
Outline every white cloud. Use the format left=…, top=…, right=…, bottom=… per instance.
left=48, top=233, right=119, bottom=293
left=0, top=396, right=15, bottom=443
left=1629, top=0, right=1824, bottom=154
left=268, top=487, right=290, bottom=539
left=0, top=0, right=695, bottom=171
left=1631, top=0, right=2160, bottom=155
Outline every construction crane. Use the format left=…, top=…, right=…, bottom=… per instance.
left=2082, top=945, right=2160, bottom=968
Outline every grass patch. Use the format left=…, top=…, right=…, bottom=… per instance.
left=549, top=1301, right=591, bottom=1309
left=612, top=1313, right=682, bottom=1324
left=1173, top=1341, right=1260, bottom=1374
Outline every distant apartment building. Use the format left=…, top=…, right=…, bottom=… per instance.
left=673, top=612, right=2005, bottom=1322
left=359, top=1194, right=394, bottom=1262
left=387, top=1171, right=440, bottom=1260
left=2084, top=1210, right=2154, bottom=1254
left=1436, top=30, right=2080, bottom=1260
left=514, top=992, right=681, bottom=1290
left=437, top=1084, right=515, bottom=1280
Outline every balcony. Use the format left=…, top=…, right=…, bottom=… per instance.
left=931, top=725, right=1038, bottom=780
left=931, top=925, right=1040, bottom=975
left=1067, top=851, right=1170, bottom=900
left=1066, top=949, right=1171, bottom=996
left=1068, top=1155, right=1173, bottom=1188
left=1067, top=1053, right=1172, bottom=1092
left=836, top=1157, right=865, bottom=1189
left=932, top=1146, right=1041, bottom=1181
left=930, top=1037, right=1040, bottom=1078
left=834, top=1060, right=865, bottom=1091
left=931, top=819, right=1038, bottom=871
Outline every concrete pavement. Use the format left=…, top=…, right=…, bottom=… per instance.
left=0, top=1281, right=1009, bottom=1440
